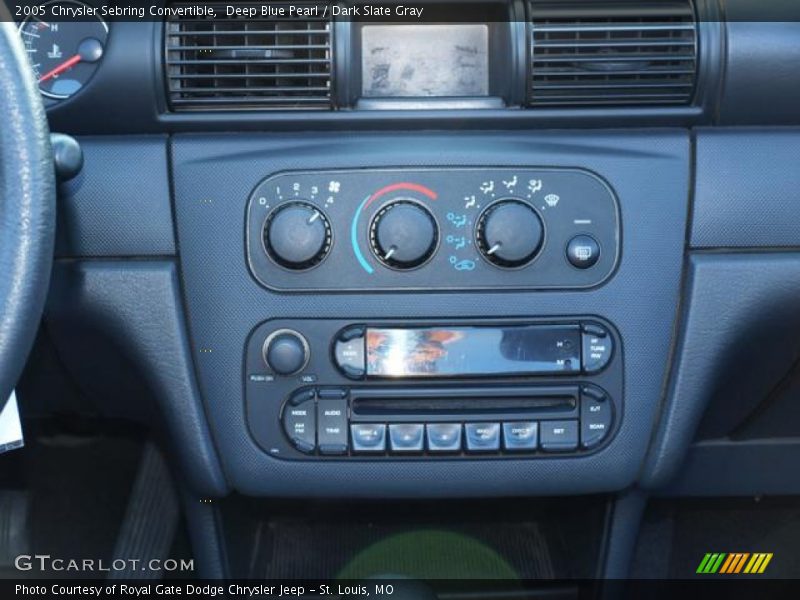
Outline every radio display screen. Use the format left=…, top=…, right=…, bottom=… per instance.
left=365, top=325, right=581, bottom=378
left=361, top=24, right=490, bottom=98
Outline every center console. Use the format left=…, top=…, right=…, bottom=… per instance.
left=242, top=166, right=622, bottom=463
left=171, top=130, right=689, bottom=497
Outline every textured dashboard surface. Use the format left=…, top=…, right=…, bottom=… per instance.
left=55, top=136, right=175, bottom=257
left=171, top=131, right=690, bottom=497
left=691, top=129, right=800, bottom=248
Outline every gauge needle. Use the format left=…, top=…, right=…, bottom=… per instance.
left=38, top=54, right=82, bottom=83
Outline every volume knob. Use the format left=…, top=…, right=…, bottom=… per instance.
left=370, top=201, right=438, bottom=269
left=263, top=330, right=309, bottom=376
left=263, top=201, right=331, bottom=270
left=477, top=200, right=543, bottom=268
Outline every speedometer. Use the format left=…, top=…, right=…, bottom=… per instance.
left=18, top=1, right=108, bottom=100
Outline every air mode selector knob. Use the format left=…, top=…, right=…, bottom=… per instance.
left=370, top=201, right=438, bottom=269
left=263, top=201, right=331, bottom=270
left=477, top=200, right=544, bottom=268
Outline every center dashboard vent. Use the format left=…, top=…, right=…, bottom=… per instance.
left=528, top=0, right=698, bottom=107
left=165, top=2, right=333, bottom=110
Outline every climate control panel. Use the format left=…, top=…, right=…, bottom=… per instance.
left=246, top=168, right=619, bottom=291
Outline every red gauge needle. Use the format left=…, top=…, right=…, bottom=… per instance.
left=38, top=54, right=82, bottom=83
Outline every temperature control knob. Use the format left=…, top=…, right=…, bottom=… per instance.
left=263, top=201, right=331, bottom=270
left=370, top=201, right=438, bottom=269
left=477, top=200, right=544, bottom=268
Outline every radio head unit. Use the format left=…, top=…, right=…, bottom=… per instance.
left=245, top=318, right=621, bottom=461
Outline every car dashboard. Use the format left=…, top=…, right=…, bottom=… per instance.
left=10, top=0, right=800, bottom=585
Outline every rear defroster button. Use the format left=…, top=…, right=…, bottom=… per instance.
left=566, top=235, right=600, bottom=269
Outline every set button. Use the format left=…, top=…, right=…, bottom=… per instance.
left=540, top=420, right=579, bottom=452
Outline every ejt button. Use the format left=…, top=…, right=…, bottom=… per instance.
left=580, top=388, right=612, bottom=449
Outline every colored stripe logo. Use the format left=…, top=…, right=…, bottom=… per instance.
left=697, top=553, right=773, bottom=574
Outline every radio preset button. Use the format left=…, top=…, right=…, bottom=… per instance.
left=502, top=422, right=538, bottom=451
left=580, top=389, right=612, bottom=449
left=465, top=423, right=501, bottom=452
left=282, top=398, right=316, bottom=454
left=351, top=424, right=387, bottom=453
left=581, top=324, right=613, bottom=374
left=317, top=399, right=348, bottom=454
left=389, top=424, right=425, bottom=452
left=426, top=423, right=463, bottom=452
left=540, top=420, right=579, bottom=452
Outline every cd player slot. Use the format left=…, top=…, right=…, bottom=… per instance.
left=350, top=386, right=578, bottom=421
left=352, top=397, right=575, bottom=416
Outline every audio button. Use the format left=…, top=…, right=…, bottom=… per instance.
left=317, top=399, right=348, bottom=455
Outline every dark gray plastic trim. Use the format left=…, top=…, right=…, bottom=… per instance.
left=642, top=252, right=800, bottom=489
left=45, top=260, right=228, bottom=497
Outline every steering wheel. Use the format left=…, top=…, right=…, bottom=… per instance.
left=0, top=15, right=56, bottom=410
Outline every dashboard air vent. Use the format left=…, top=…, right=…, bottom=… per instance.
left=165, top=2, right=332, bottom=110
left=529, top=0, right=697, bottom=107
